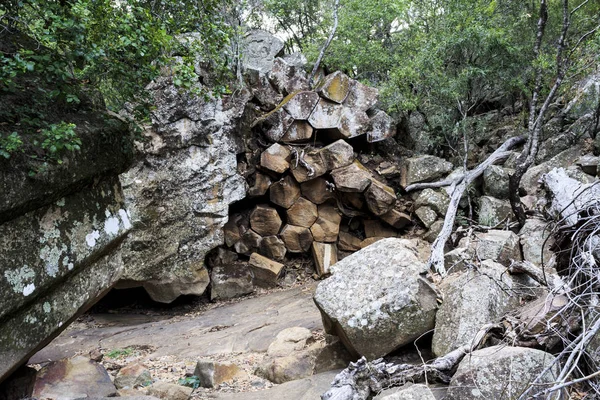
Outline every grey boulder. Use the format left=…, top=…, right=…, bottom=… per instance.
left=314, top=238, right=438, bottom=359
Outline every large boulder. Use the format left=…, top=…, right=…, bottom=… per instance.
left=118, top=77, right=248, bottom=303
left=432, top=260, right=531, bottom=356
left=314, top=238, right=438, bottom=359
left=446, top=346, right=560, bottom=400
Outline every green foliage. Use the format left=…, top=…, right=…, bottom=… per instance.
left=0, top=132, right=23, bottom=159
left=261, top=0, right=600, bottom=154
left=105, top=347, right=135, bottom=359
left=178, top=375, right=202, bottom=389
left=0, top=0, right=233, bottom=161
left=40, top=122, right=81, bottom=161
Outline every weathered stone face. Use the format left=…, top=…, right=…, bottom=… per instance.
left=314, top=238, right=438, bottom=360
left=0, top=176, right=129, bottom=322
left=446, top=346, right=560, bottom=400
left=119, top=77, right=248, bottom=303
left=242, top=29, right=285, bottom=74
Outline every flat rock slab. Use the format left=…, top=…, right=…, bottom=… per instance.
left=31, top=285, right=321, bottom=363
left=209, top=370, right=340, bottom=400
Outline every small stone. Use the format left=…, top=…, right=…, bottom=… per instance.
left=281, top=121, right=314, bottom=143
left=310, top=204, right=342, bottom=242
left=311, top=242, right=338, bottom=277
left=415, top=207, right=437, bottom=229
left=267, top=327, right=314, bottom=357
left=233, top=229, right=262, bottom=256
left=259, top=235, right=287, bottom=262
left=301, top=178, right=335, bottom=204
left=146, top=381, right=193, bottom=400
left=331, top=160, right=372, bottom=193
left=270, top=175, right=301, bottom=208
left=193, top=360, right=242, bottom=388
left=423, top=220, right=444, bottom=243
left=576, top=154, right=600, bottom=176
left=319, top=139, right=355, bottom=170
left=287, top=197, right=319, bottom=227
left=478, top=196, right=512, bottom=226
left=250, top=205, right=283, bottom=236
left=261, top=143, right=291, bottom=174
left=414, top=189, right=450, bottom=216
left=364, top=180, right=397, bottom=216
left=363, top=219, right=397, bottom=238
left=474, top=229, right=522, bottom=265
left=483, top=165, right=513, bottom=199
left=338, top=231, right=362, bottom=252
left=249, top=253, right=285, bottom=287
left=379, top=209, right=411, bottom=229
left=115, top=362, right=152, bottom=389
left=280, top=224, right=314, bottom=253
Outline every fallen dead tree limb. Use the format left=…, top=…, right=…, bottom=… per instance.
left=428, top=135, right=525, bottom=276
left=321, top=326, right=494, bottom=400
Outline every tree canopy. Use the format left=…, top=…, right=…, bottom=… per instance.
left=0, top=0, right=233, bottom=160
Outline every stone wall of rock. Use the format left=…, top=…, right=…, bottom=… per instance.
left=0, top=116, right=133, bottom=382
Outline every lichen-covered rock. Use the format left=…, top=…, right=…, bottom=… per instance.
left=478, top=196, right=512, bottom=226
left=472, top=230, right=522, bottom=265
left=446, top=346, right=560, bottom=400
left=367, top=110, right=396, bottom=143
left=483, top=165, right=513, bottom=199
left=432, top=260, right=528, bottom=356
left=414, top=188, right=450, bottom=216
left=317, top=71, right=351, bottom=104
left=521, top=146, right=581, bottom=195
left=0, top=176, right=129, bottom=381
left=314, top=238, right=438, bottom=359
left=330, top=160, right=372, bottom=192
left=0, top=113, right=132, bottom=224
left=210, top=264, right=254, bottom=301
left=308, top=99, right=343, bottom=129
left=374, top=384, right=437, bottom=400
left=282, top=91, right=320, bottom=120
left=519, top=219, right=555, bottom=267
left=119, top=77, right=248, bottom=303
left=401, top=155, right=453, bottom=187
left=415, top=206, right=437, bottom=228
left=268, top=58, right=310, bottom=94
left=242, top=30, right=284, bottom=74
